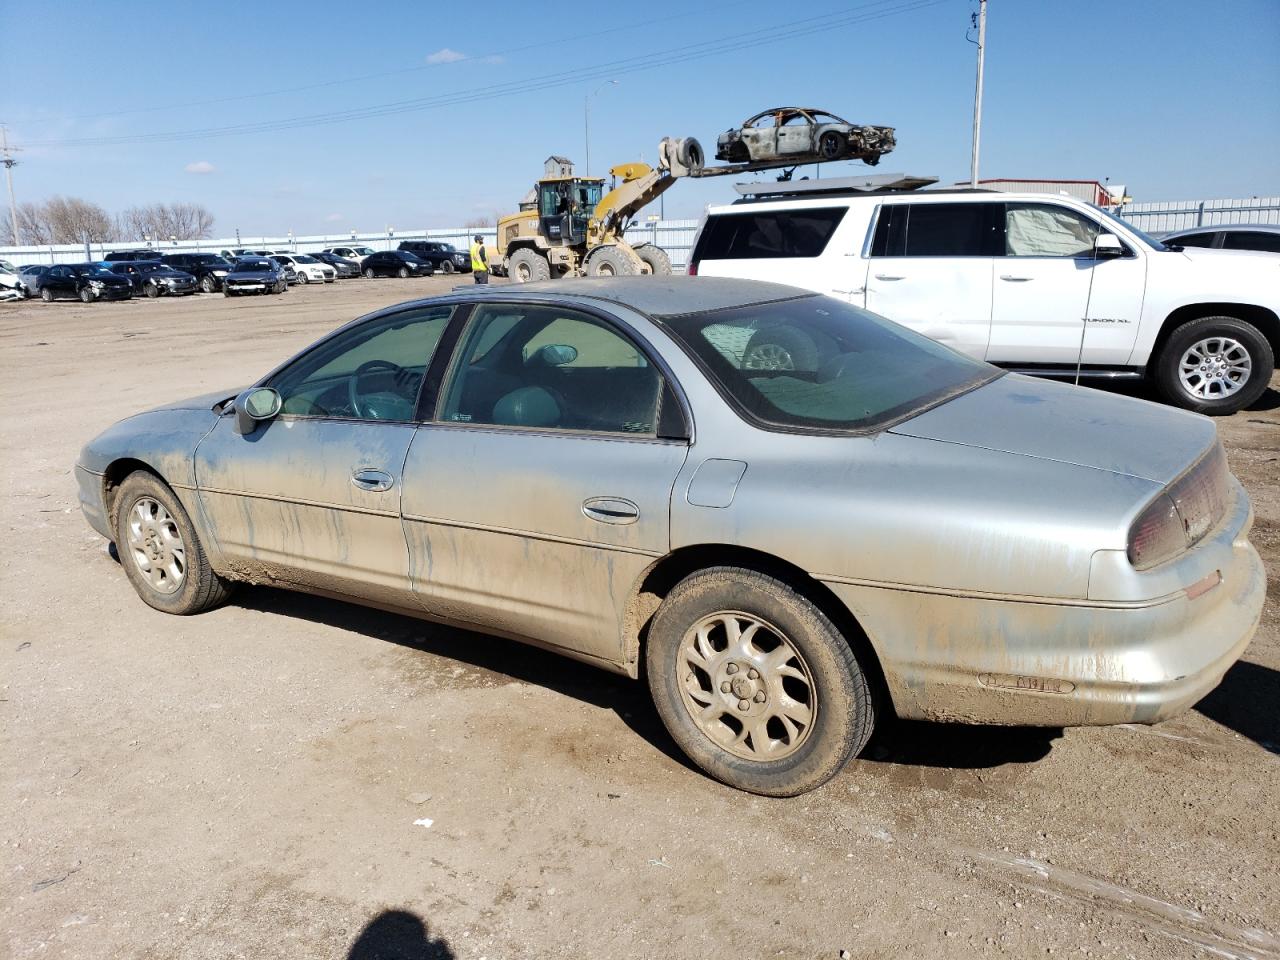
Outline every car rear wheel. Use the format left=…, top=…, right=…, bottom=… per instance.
left=819, top=131, right=845, bottom=161
left=1153, top=315, right=1274, bottom=415
left=113, top=471, right=232, bottom=615
left=40, top=287, right=54, bottom=302
left=647, top=567, right=876, bottom=796
left=79, top=287, right=94, bottom=303
left=201, top=275, right=217, bottom=293
left=508, top=248, right=550, bottom=283
left=364, top=267, right=376, bottom=279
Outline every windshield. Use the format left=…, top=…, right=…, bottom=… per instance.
left=659, top=296, right=1000, bottom=433
left=73, top=265, right=116, bottom=277
left=354, top=247, right=375, bottom=255
left=294, top=255, right=318, bottom=263
left=0, top=260, right=14, bottom=272
left=236, top=260, right=273, bottom=272
left=1088, top=204, right=1168, bottom=251
left=137, top=263, right=167, bottom=273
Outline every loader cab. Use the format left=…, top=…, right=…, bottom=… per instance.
left=538, top=177, right=603, bottom=247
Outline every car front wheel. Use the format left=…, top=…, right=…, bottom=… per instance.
left=201, top=275, right=217, bottom=293
left=397, top=266, right=409, bottom=278
left=1154, top=315, right=1274, bottom=414
left=79, top=287, right=94, bottom=303
left=364, top=267, right=376, bottom=279
left=113, top=471, right=232, bottom=615
left=646, top=567, right=876, bottom=796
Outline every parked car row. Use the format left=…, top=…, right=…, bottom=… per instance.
left=9, top=243, right=461, bottom=303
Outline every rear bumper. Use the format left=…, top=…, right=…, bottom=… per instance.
left=824, top=498, right=1265, bottom=727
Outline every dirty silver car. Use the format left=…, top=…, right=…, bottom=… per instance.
left=715, top=107, right=896, bottom=166
left=77, top=278, right=1265, bottom=796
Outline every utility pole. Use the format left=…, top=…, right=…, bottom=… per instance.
left=969, top=0, right=987, bottom=188
left=584, top=80, right=618, bottom=177
left=1, top=126, right=21, bottom=245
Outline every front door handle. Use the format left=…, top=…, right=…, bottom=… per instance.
left=351, top=468, right=394, bottom=493
left=582, top=497, right=639, bottom=525
left=999, top=275, right=1033, bottom=282
left=874, top=273, right=905, bottom=281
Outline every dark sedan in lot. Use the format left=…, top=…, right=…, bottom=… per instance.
left=222, top=258, right=288, bottom=296
left=161, top=253, right=235, bottom=292
left=107, top=261, right=199, bottom=297
left=38, top=263, right=133, bottom=302
left=361, top=250, right=434, bottom=278
left=397, top=240, right=471, bottom=274
left=309, top=251, right=360, bottom=278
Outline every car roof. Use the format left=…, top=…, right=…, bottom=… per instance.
left=1164, top=223, right=1280, bottom=237
left=442, top=276, right=813, bottom=317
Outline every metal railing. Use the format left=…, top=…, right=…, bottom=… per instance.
left=1112, top=197, right=1280, bottom=234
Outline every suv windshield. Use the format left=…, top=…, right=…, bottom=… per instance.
left=658, top=296, right=999, bottom=433
left=1088, top=205, right=1168, bottom=251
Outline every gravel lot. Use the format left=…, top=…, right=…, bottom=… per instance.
left=2, top=278, right=1277, bottom=960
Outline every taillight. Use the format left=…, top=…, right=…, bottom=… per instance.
left=687, top=260, right=698, bottom=276
left=1127, top=443, right=1230, bottom=570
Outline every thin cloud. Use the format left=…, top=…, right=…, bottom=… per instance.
left=480, top=55, right=505, bottom=65
left=184, top=160, right=216, bottom=174
left=324, top=213, right=344, bottom=222
left=425, top=48, right=467, bottom=64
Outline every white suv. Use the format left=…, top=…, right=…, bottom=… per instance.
left=689, top=189, right=1280, bottom=414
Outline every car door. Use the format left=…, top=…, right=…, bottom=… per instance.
left=46, top=265, right=73, bottom=296
left=400, top=301, right=690, bottom=664
left=864, top=201, right=998, bottom=359
left=740, top=115, right=778, bottom=159
left=192, top=304, right=457, bottom=607
left=986, top=202, right=1146, bottom=365
left=776, top=112, right=815, bottom=156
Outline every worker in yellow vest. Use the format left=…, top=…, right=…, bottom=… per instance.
left=470, top=234, right=489, bottom=285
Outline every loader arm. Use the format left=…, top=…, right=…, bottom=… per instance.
left=589, top=162, right=679, bottom=242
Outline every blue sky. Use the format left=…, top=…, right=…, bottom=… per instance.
left=3, top=0, right=1277, bottom=237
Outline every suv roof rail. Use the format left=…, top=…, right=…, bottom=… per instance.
left=730, top=173, right=940, bottom=200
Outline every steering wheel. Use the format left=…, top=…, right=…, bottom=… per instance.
left=347, top=359, right=419, bottom=420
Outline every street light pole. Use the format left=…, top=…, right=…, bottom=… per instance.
left=584, top=80, right=618, bottom=177
left=1, top=126, right=22, bottom=245
left=969, top=0, right=988, bottom=188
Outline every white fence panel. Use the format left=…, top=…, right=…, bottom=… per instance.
left=1114, top=197, right=1280, bottom=233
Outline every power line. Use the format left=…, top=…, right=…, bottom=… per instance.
left=20, top=0, right=947, bottom=149
left=18, top=1, right=747, bottom=127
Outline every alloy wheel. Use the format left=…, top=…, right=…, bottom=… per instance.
left=1178, top=336, right=1252, bottom=399
left=124, top=497, right=186, bottom=595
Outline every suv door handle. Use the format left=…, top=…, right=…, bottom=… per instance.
left=582, top=497, right=639, bottom=525
left=351, top=468, right=394, bottom=492
left=874, top=274, right=905, bottom=281
left=999, top=275, right=1033, bottom=281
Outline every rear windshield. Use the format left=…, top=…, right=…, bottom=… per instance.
left=693, top=208, right=847, bottom=260
left=658, top=296, right=999, bottom=433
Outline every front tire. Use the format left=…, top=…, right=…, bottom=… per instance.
left=201, top=274, right=217, bottom=293
left=364, top=267, right=376, bottom=279
left=585, top=245, right=641, bottom=277
left=297, top=272, right=309, bottom=284
left=145, top=283, right=161, bottom=298
left=441, top=260, right=455, bottom=274
left=80, top=287, right=95, bottom=303
left=633, top=243, right=673, bottom=276
left=819, top=130, right=845, bottom=161
left=113, top=472, right=232, bottom=615
left=397, top=266, right=409, bottom=278
left=646, top=567, right=876, bottom=796
left=1153, top=315, right=1274, bottom=414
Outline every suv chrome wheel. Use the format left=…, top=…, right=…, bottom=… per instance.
left=1178, top=336, right=1252, bottom=399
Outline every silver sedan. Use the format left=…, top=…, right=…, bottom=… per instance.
left=76, top=278, right=1265, bottom=796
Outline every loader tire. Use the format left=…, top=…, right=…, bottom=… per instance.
left=509, top=248, right=551, bottom=283
left=633, top=243, right=673, bottom=276
left=585, top=245, right=641, bottom=278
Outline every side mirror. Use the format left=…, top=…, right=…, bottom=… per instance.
left=1094, top=233, right=1125, bottom=259
left=233, top=387, right=282, bottom=435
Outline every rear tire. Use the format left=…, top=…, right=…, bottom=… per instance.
left=113, top=471, right=232, bottom=616
left=633, top=243, right=673, bottom=276
left=646, top=567, right=876, bottom=796
left=509, top=248, right=551, bottom=283
left=40, top=287, right=54, bottom=302
left=1153, top=315, right=1274, bottom=415
left=585, top=245, right=641, bottom=277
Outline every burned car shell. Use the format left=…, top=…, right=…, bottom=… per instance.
left=716, top=107, right=896, bottom=166
left=75, top=278, right=1262, bottom=730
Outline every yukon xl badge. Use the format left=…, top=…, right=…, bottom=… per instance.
left=1083, top=317, right=1131, bottom=324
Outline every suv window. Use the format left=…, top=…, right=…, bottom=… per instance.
left=872, top=202, right=998, bottom=258
left=1170, top=231, right=1216, bottom=248
left=1003, top=203, right=1100, bottom=257
left=1222, top=231, right=1280, bottom=253
left=693, top=208, right=847, bottom=260
left=440, top=305, right=662, bottom=435
left=269, top=306, right=455, bottom=420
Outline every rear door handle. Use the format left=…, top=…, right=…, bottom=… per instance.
left=874, top=274, right=905, bottom=281
left=999, top=275, right=1033, bottom=282
left=582, top=497, right=639, bottom=525
left=351, top=468, right=394, bottom=492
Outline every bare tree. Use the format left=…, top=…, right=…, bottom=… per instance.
left=464, top=215, right=493, bottom=229
left=14, top=196, right=115, bottom=244
left=117, top=202, right=215, bottom=241
left=15, top=201, right=53, bottom=245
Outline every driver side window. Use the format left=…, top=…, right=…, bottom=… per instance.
left=268, top=306, right=455, bottom=421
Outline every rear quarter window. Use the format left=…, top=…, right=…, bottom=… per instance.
left=693, top=207, right=847, bottom=260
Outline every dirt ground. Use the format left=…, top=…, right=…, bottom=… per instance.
left=2, top=278, right=1277, bottom=960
